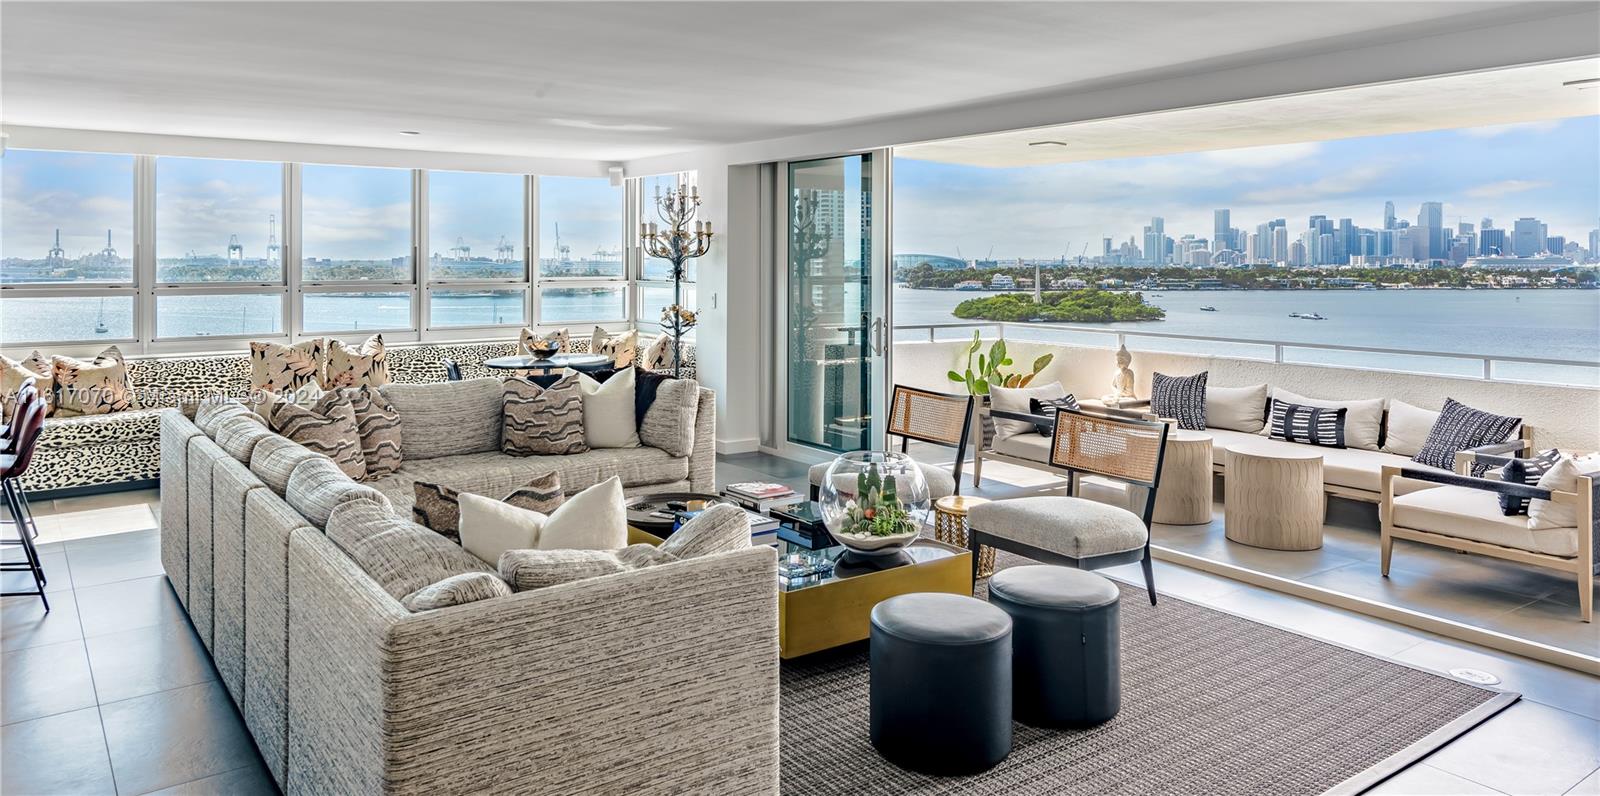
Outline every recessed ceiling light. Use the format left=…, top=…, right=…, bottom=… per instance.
left=1561, top=78, right=1599, bottom=87
left=398, top=130, right=422, bottom=136
left=1028, top=140, right=1069, bottom=147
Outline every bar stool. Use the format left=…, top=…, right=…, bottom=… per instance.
left=2, top=380, right=49, bottom=610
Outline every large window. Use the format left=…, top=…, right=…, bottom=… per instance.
left=538, top=176, right=623, bottom=278
left=302, top=165, right=413, bottom=282
left=1, top=150, right=134, bottom=285
left=0, top=151, right=652, bottom=356
left=156, top=158, right=284, bottom=283
left=429, top=171, right=525, bottom=281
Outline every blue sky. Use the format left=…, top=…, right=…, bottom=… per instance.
left=893, top=116, right=1600, bottom=260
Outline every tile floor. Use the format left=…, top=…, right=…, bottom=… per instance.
left=2, top=455, right=1596, bottom=795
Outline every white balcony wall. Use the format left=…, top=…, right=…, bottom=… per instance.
left=894, top=338, right=1600, bottom=453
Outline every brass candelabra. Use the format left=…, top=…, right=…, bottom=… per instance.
left=639, top=179, right=712, bottom=376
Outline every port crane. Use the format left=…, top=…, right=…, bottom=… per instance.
left=450, top=237, right=471, bottom=261
left=495, top=236, right=515, bottom=264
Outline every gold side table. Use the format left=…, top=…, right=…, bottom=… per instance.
left=934, top=495, right=995, bottom=578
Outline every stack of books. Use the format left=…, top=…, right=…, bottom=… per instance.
left=670, top=506, right=781, bottom=546
left=721, top=482, right=804, bottom=513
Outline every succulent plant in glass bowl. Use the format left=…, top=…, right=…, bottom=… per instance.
left=818, top=451, right=930, bottom=556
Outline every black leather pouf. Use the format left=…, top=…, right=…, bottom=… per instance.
left=987, top=565, right=1122, bottom=727
left=869, top=592, right=1013, bottom=775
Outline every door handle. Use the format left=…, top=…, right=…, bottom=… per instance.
left=871, top=317, right=886, bottom=357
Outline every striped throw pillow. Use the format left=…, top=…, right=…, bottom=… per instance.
left=1029, top=395, right=1081, bottom=436
left=1268, top=399, right=1347, bottom=448
left=1412, top=398, right=1521, bottom=474
left=1152, top=371, right=1207, bottom=430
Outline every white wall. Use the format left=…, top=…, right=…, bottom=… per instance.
left=895, top=338, right=1600, bottom=453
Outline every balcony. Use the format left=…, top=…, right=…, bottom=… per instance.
left=893, top=322, right=1599, bottom=672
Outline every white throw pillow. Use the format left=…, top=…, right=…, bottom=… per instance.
left=990, top=381, right=1065, bottom=440
left=1205, top=384, right=1268, bottom=433
left=458, top=492, right=545, bottom=565
left=1381, top=400, right=1441, bottom=458
left=1262, top=387, right=1385, bottom=452
left=577, top=368, right=641, bottom=449
left=539, top=476, right=627, bottom=551
left=1528, top=456, right=1584, bottom=531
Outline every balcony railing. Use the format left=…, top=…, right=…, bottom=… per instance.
left=893, top=320, right=1600, bottom=387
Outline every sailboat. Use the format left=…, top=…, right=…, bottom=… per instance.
left=94, top=298, right=109, bottom=334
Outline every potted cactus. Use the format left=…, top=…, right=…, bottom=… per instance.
left=818, top=452, right=930, bottom=556
left=947, top=330, right=1054, bottom=446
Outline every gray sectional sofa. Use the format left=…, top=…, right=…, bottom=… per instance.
left=158, top=378, right=778, bottom=794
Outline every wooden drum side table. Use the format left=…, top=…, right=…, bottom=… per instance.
left=934, top=495, right=995, bottom=578
left=1224, top=442, right=1325, bottom=551
left=1153, top=430, right=1213, bottom=525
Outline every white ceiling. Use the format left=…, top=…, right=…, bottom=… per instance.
left=901, top=58, right=1600, bottom=166
left=0, top=2, right=1589, bottom=162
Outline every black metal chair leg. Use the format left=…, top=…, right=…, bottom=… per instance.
left=7, top=481, right=45, bottom=584
left=2, top=481, right=42, bottom=576
left=1, top=479, right=49, bottom=611
left=1140, top=549, right=1157, bottom=606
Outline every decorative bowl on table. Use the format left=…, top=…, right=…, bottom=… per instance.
left=527, top=342, right=559, bottom=360
left=817, top=451, right=930, bottom=557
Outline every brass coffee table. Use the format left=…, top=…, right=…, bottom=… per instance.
left=776, top=538, right=972, bottom=659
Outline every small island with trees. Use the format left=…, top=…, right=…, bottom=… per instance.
left=954, top=289, right=1165, bottom=323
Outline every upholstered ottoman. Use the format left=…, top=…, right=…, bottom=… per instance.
left=869, top=592, right=1013, bottom=775
left=987, top=565, right=1122, bottom=727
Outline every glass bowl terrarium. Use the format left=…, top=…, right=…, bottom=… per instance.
left=818, top=451, right=931, bottom=556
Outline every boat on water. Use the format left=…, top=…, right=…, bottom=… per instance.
left=1293, top=312, right=1327, bottom=320
left=95, top=298, right=109, bottom=334
left=1199, top=306, right=1217, bottom=312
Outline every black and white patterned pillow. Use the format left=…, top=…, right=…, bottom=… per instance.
left=1498, top=448, right=1560, bottom=516
left=1029, top=395, right=1081, bottom=436
left=1268, top=399, right=1347, bottom=448
left=1412, top=398, right=1521, bottom=474
left=1151, top=371, right=1207, bottom=431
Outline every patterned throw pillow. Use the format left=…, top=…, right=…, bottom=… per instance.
left=51, top=346, right=133, bottom=416
left=325, top=334, right=390, bottom=389
left=270, top=390, right=366, bottom=480
left=1499, top=448, right=1560, bottom=516
left=1412, top=398, right=1521, bottom=475
left=342, top=386, right=402, bottom=478
left=520, top=327, right=570, bottom=355
left=591, top=327, right=639, bottom=368
left=1029, top=395, right=1081, bottom=436
left=1268, top=399, right=1347, bottom=448
left=642, top=332, right=673, bottom=371
left=2, top=351, right=54, bottom=420
left=250, top=339, right=326, bottom=393
left=412, top=472, right=566, bottom=543
left=1151, top=371, right=1207, bottom=431
left=503, top=372, right=588, bottom=455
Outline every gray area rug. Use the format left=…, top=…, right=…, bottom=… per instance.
left=779, top=580, right=1517, bottom=796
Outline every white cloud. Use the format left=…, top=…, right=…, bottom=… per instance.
left=1238, top=164, right=1384, bottom=204
left=1464, top=179, right=1551, bottom=199
left=1457, top=120, right=1561, bottom=138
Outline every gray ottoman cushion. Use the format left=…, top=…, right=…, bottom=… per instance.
left=988, top=565, right=1122, bottom=727
left=869, top=592, right=1012, bottom=775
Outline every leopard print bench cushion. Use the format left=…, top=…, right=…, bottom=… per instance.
left=39, top=408, right=164, bottom=449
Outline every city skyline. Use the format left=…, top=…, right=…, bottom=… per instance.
left=893, top=116, right=1599, bottom=261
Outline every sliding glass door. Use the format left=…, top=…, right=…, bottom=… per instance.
left=784, top=152, right=890, bottom=454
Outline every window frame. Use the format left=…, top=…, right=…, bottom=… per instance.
left=0, top=148, right=644, bottom=359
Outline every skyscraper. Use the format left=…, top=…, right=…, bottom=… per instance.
left=1479, top=228, right=1506, bottom=256
left=1271, top=226, right=1288, bottom=264
left=1383, top=201, right=1396, bottom=230
left=1512, top=217, right=1544, bottom=257
left=1143, top=217, right=1167, bottom=265
left=1417, top=201, right=1444, bottom=260
left=1213, top=209, right=1231, bottom=251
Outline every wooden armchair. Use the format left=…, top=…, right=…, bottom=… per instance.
left=1380, top=456, right=1595, bottom=622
